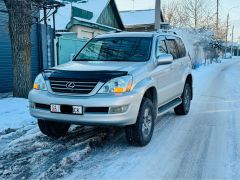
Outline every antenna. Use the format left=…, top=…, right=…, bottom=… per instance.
left=132, top=0, right=135, bottom=10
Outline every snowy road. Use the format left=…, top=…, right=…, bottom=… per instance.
left=1, top=59, right=240, bottom=179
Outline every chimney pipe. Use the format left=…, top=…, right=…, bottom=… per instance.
left=155, top=0, right=161, bottom=30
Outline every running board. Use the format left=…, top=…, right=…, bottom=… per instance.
left=157, top=97, right=182, bottom=116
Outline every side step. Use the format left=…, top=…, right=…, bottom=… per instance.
left=158, top=97, right=182, bottom=116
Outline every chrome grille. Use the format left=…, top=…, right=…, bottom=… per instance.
left=49, top=79, right=98, bottom=94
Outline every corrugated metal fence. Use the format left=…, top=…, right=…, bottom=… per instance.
left=0, top=1, right=54, bottom=93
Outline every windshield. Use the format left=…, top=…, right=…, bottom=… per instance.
left=74, top=37, right=152, bottom=62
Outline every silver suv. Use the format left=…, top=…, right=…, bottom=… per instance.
left=29, top=31, right=193, bottom=146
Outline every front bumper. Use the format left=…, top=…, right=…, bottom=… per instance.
left=28, top=90, right=143, bottom=126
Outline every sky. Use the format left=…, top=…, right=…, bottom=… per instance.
left=115, top=0, right=240, bottom=41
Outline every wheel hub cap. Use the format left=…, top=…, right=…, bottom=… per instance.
left=142, top=108, right=152, bottom=138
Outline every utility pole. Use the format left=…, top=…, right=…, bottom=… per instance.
left=231, top=25, right=234, bottom=55
left=43, top=6, right=47, bottom=25
left=216, top=0, right=219, bottom=38
left=226, top=13, right=229, bottom=43
left=194, top=0, right=197, bottom=30
left=155, top=0, right=161, bottom=30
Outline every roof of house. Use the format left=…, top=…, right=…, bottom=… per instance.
left=50, top=0, right=124, bottom=31
left=68, top=17, right=122, bottom=31
left=120, top=9, right=164, bottom=27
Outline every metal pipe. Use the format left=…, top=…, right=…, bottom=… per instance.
left=155, top=0, right=161, bottom=30
left=231, top=25, right=234, bottom=56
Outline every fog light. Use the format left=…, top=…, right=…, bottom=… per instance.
left=109, top=105, right=129, bottom=114
left=30, top=102, right=35, bottom=109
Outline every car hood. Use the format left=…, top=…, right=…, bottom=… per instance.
left=53, top=61, right=148, bottom=74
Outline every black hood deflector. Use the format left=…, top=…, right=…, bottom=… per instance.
left=43, top=69, right=128, bottom=83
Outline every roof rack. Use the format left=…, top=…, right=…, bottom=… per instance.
left=157, top=29, right=177, bottom=35
left=156, top=23, right=177, bottom=35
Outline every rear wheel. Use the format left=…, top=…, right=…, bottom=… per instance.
left=125, top=98, right=155, bottom=146
left=38, top=119, right=70, bottom=138
left=174, top=82, right=192, bottom=115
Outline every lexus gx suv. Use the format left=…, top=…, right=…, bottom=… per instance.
left=29, top=31, right=193, bottom=146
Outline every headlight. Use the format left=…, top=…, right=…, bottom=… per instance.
left=33, top=73, right=47, bottom=91
left=98, top=75, right=133, bottom=94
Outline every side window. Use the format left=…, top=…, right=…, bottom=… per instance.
left=166, top=39, right=179, bottom=59
left=176, top=37, right=186, bottom=58
left=156, top=38, right=168, bottom=57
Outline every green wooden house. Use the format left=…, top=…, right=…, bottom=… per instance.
left=53, top=0, right=125, bottom=39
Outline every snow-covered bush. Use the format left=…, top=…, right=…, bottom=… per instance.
left=173, top=28, right=217, bottom=67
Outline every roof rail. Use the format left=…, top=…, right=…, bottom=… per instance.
left=156, top=23, right=177, bottom=35
left=157, top=29, right=177, bottom=35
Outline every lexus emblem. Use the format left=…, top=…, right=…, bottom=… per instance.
left=66, top=82, right=75, bottom=89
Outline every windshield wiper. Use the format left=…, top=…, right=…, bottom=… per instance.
left=74, top=58, right=95, bottom=61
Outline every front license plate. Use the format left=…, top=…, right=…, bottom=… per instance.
left=50, top=104, right=61, bottom=113
left=50, top=104, right=83, bottom=115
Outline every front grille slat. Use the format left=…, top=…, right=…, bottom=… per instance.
left=50, top=80, right=98, bottom=84
left=49, top=79, right=98, bottom=94
left=51, top=87, right=93, bottom=91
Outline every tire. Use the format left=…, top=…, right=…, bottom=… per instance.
left=125, top=98, right=155, bottom=146
left=38, top=119, right=70, bottom=138
left=174, top=82, right=192, bottom=115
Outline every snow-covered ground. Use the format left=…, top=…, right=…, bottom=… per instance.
left=0, top=98, right=34, bottom=132
left=0, top=58, right=240, bottom=179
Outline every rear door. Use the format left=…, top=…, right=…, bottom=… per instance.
left=165, top=36, right=183, bottom=98
left=175, top=37, right=188, bottom=93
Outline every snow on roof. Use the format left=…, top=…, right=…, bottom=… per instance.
left=120, top=9, right=155, bottom=26
left=73, top=17, right=121, bottom=31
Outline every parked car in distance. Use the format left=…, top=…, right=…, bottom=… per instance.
left=29, top=31, right=193, bottom=146
left=224, top=52, right=232, bottom=59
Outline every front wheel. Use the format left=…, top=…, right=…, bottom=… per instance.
left=38, top=119, right=70, bottom=138
left=125, top=98, right=155, bottom=146
left=174, top=82, right=192, bottom=115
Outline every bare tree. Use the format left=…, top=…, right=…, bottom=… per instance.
left=162, top=0, right=190, bottom=27
left=3, top=0, right=44, bottom=98
left=182, top=0, right=210, bottom=29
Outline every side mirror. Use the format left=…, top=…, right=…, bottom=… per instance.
left=157, top=54, right=173, bottom=65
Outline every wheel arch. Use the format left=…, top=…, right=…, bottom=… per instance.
left=142, top=86, right=158, bottom=120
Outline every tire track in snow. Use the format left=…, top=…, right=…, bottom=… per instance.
left=0, top=125, right=117, bottom=179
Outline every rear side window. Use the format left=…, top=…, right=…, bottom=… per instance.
left=166, top=39, right=179, bottom=59
left=176, top=37, right=186, bottom=58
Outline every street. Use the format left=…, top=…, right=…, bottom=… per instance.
left=0, top=59, right=240, bottom=179
left=68, top=58, right=240, bottom=179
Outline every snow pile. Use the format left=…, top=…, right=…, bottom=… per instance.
left=0, top=98, right=34, bottom=132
